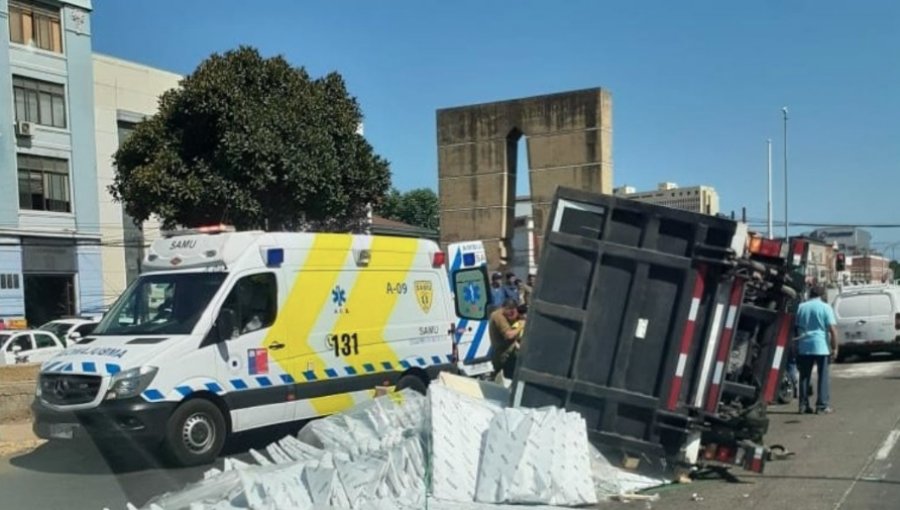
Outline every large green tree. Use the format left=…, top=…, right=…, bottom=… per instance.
left=377, top=187, right=439, bottom=232
left=111, top=46, right=390, bottom=231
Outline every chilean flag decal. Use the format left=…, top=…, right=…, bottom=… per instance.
left=248, top=348, right=269, bottom=375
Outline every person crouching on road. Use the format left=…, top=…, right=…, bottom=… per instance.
left=489, top=299, right=524, bottom=380
left=794, top=284, right=838, bottom=415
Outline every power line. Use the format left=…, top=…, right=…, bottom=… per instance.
left=745, top=220, right=900, bottom=229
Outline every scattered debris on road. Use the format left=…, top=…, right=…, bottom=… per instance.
left=124, top=374, right=663, bottom=510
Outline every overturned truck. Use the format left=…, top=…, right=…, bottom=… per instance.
left=511, top=187, right=807, bottom=477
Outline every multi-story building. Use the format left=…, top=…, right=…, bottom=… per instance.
left=800, top=237, right=836, bottom=285
left=613, top=182, right=720, bottom=215
left=848, top=254, right=892, bottom=284
left=0, top=0, right=102, bottom=326
left=807, top=227, right=871, bottom=254
left=93, top=53, right=179, bottom=305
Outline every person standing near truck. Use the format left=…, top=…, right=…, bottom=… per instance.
left=504, top=272, right=522, bottom=304
left=489, top=272, right=506, bottom=310
left=520, top=273, right=536, bottom=305
left=794, top=285, right=838, bottom=414
left=489, top=299, right=524, bottom=379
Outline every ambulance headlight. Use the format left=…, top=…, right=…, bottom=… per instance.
left=105, top=366, right=158, bottom=400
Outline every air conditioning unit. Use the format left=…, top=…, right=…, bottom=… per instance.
left=15, top=121, right=34, bottom=137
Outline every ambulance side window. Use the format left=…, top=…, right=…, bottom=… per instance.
left=219, top=273, right=277, bottom=339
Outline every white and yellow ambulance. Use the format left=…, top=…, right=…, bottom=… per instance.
left=32, top=226, right=490, bottom=465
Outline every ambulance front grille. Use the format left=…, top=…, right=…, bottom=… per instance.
left=40, top=374, right=102, bottom=405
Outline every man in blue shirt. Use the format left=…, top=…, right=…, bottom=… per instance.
left=504, top=272, right=522, bottom=304
left=490, top=272, right=506, bottom=310
left=794, top=285, right=838, bottom=414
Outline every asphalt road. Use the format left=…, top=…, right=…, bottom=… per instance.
left=3, top=358, right=900, bottom=509
left=644, top=355, right=900, bottom=510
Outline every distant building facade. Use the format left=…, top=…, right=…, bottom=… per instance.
left=800, top=237, right=836, bottom=285
left=0, top=0, right=103, bottom=326
left=93, top=53, right=180, bottom=305
left=808, top=227, right=871, bottom=254
left=614, top=182, right=720, bottom=215
left=848, top=254, right=892, bottom=284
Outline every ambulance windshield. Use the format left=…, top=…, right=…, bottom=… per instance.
left=93, top=272, right=227, bottom=336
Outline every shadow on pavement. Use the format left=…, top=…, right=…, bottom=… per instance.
left=7, top=421, right=307, bottom=507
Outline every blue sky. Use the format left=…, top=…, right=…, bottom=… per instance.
left=92, top=0, right=900, bottom=242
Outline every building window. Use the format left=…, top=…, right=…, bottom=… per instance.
left=17, top=154, right=71, bottom=213
left=13, top=76, right=66, bottom=128
left=0, top=274, right=21, bottom=290
left=8, top=1, right=63, bottom=53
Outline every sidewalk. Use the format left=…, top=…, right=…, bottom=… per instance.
left=0, top=419, right=44, bottom=458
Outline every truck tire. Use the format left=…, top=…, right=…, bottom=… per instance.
left=780, top=285, right=798, bottom=300
left=163, top=399, right=226, bottom=467
left=395, top=374, right=427, bottom=395
left=776, top=372, right=795, bottom=405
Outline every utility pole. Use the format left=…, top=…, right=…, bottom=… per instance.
left=767, top=138, right=773, bottom=239
left=782, top=107, right=789, bottom=240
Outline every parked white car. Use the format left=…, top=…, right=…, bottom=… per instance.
left=0, top=330, right=67, bottom=365
left=38, top=319, right=98, bottom=346
left=832, top=284, right=900, bottom=361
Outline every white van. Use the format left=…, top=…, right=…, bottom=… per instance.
left=832, top=284, right=900, bottom=360
left=447, top=242, right=494, bottom=377
left=32, top=228, right=489, bottom=465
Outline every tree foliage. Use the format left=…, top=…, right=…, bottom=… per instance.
left=376, top=187, right=439, bottom=232
left=111, top=46, right=391, bottom=231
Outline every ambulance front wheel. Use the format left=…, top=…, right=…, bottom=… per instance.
left=164, top=398, right=227, bottom=467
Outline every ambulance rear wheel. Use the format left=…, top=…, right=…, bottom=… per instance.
left=395, top=374, right=427, bottom=395
left=164, top=399, right=226, bottom=467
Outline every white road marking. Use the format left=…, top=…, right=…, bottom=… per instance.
left=832, top=360, right=900, bottom=379
left=875, top=429, right=900, bottom=460
left=860, top=428, right=900, bottom=482
left=835, top=418, right=900, bottom=509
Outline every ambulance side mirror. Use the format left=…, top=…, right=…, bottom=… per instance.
left=216, top=309, right=237, bottom=342
left=453, top=267, right=490, bottom=321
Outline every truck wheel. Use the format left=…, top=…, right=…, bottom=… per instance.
left=163, top=399, right=226, bottom=467
left=780, top=285, right=798, bottom=300
left=776, top=373, right=795, bottom=405
left=395, top=374, right=427, bottom=395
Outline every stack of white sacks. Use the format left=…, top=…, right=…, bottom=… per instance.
left=125, top=374, right=661, bottom=510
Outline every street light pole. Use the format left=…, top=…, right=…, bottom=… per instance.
left=767, top=138, right=773, bottom=239
left=782, top=107, right=789, bottom=240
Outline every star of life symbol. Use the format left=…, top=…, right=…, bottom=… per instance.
left=332, top=285, right=349, bottom=314
left=463, top=283, right=481, bottom=304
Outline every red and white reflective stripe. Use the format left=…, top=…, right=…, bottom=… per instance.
left=667, top=266, right=707, bottom=410
left=791, top=240, right=805, bottom=266
left=705, top=279, right=745, bottom=412
left=693, top=288, right=727, bottom=408
left=763, top=312, right=792, bottom=403
left=749, top=446, right=765, bottom=473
